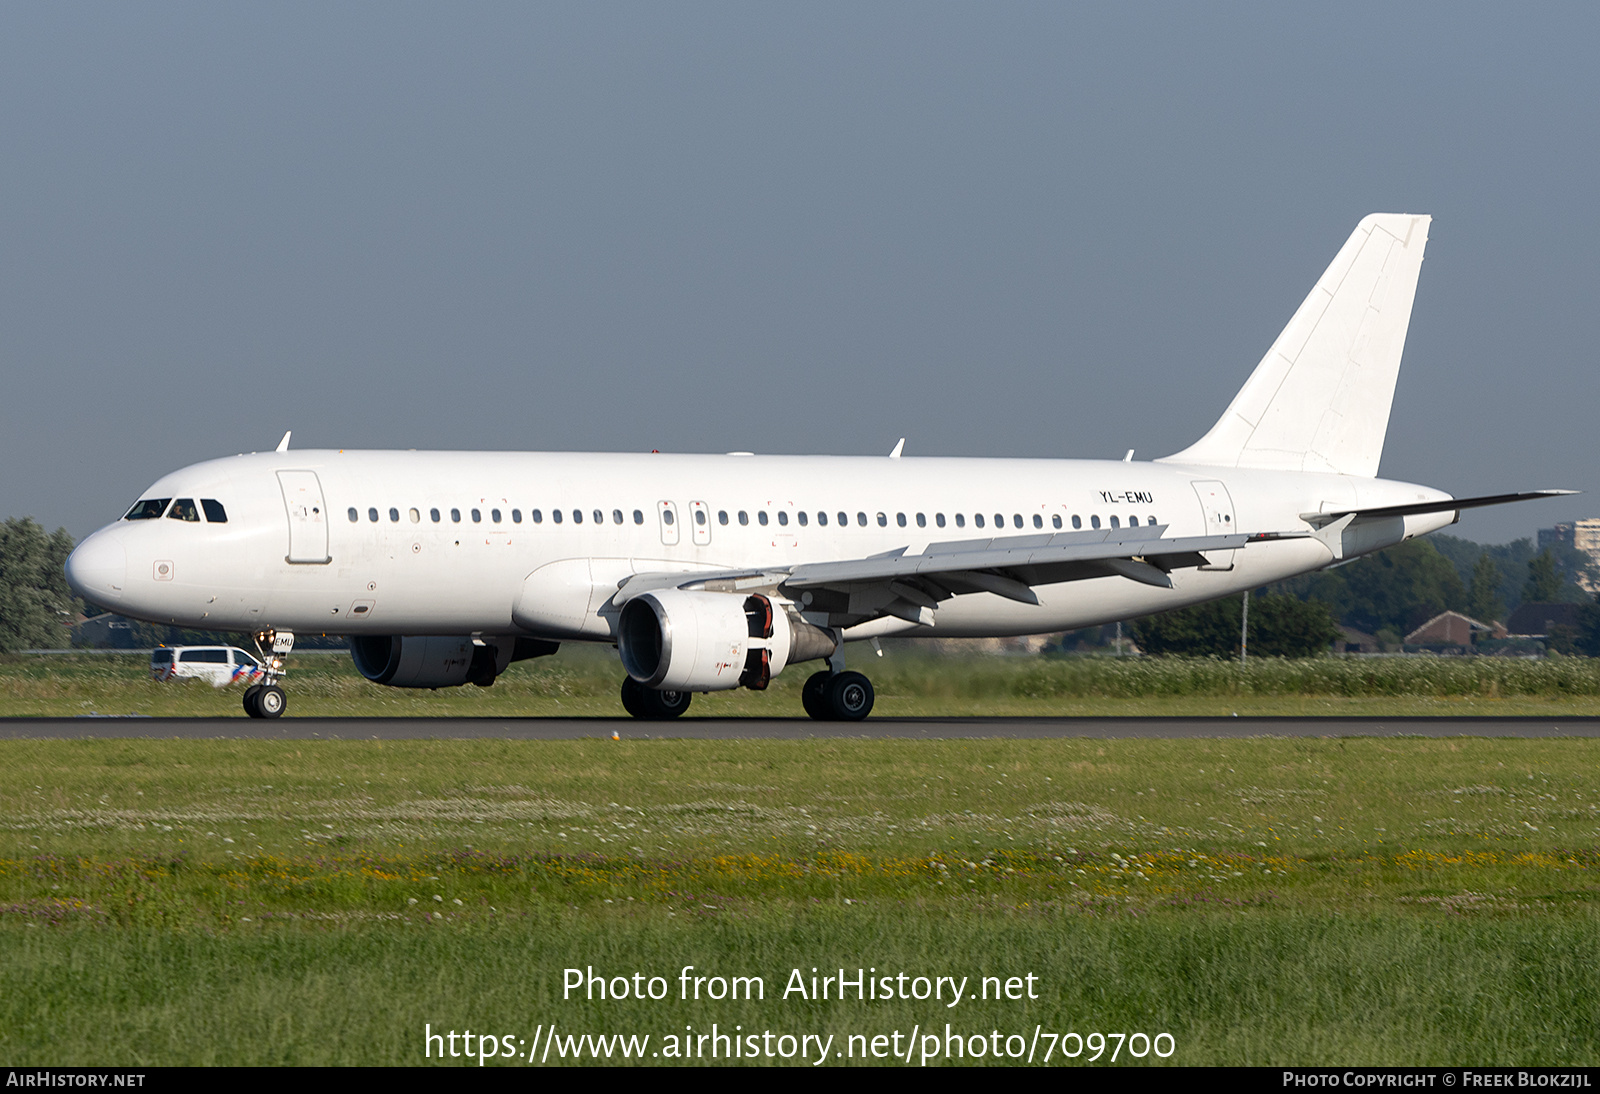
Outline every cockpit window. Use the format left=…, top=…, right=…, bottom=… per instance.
left=124, top=498, right=171, bottom=520
left=201, top=499, right=227, bottom=523
left=167, top=498, right=200, bottom=522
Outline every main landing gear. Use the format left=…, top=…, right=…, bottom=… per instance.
left=615, top=660, right=875, bottom=722
left=243, top=629, right=294, bottom=719
left=619, top=676, right=693, bottom=719
left=801, top=669, right=875, bottom=721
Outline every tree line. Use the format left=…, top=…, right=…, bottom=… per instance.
left=1120, top=535, right=1600, bottom=658
left=0, top=518, right=79, bottom=653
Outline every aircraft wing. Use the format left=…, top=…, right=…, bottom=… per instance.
left=613, top=525, right=1249, bottom=627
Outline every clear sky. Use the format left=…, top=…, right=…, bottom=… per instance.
left=3, top=3, right=1596, bottom=544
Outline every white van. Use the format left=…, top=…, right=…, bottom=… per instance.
left=150, top=646, right=264, bottom=687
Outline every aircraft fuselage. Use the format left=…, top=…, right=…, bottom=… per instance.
left=66, top=448, right=1453, bottom=641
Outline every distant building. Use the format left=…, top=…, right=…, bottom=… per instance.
left=1404, top=611, right=1493, bottom=650
left=1337, top=626, right=1380, bottom=653
left=1574, top=519, right=1600, bottom=593
left=1537, top=519, right=1600, bottom=593
left=1539, top=523, right=1575, bottom=551
left=71, top=613, right=139, bottom=648
left=1505, top=602, right=1583, bottom=639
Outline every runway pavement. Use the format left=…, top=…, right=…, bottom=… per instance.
left=4, top=716, right=1600, bottom=739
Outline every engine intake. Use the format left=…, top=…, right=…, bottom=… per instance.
left=618, top=590, right=835, bottom=692
left=350, top=635, right=557, bottom=689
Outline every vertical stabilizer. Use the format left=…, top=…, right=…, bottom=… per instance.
left=1158, top=213, right=1430, bottom=477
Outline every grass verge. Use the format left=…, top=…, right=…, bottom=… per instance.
left=8, top=647, right=1600, bottom=717
left=2, top=736, right=1599, bottom=1064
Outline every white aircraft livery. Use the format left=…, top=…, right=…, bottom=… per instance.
left=65, top=214, right=1570, bottom=721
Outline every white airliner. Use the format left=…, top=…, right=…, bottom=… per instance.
left=65, top=214, right=1570, bottom=720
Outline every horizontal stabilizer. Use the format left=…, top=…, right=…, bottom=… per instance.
left=1301, top=489, right=1577, bottom=526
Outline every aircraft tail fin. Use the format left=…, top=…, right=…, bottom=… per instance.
left=1158, top=213, right=1430, bottom=477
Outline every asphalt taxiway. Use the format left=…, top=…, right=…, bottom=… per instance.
left=3, top=716, right=1599, bottom=740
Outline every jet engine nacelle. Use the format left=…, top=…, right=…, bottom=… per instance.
left=618, top=590, right=836, bottom=692
left=350, top=635, right=557, bottom=688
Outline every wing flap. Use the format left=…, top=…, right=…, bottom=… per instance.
left=784, top=526, right=1248, bottom=589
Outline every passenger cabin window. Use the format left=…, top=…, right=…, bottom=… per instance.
left=614, top=510, right=624, bottom=524
left=1014, top=514, right=1024, bottom=528
left=897, top=513, right=907, bottom=527
left=491, top=508, right=502, bottom=523
left=777, top=511, right=788, bottom=526
left=532, top=509, right=543, bottom=523
left=817, top=512, right=827, bottom=526
left=572, top=510, right=582, bottom=524
left=797, top=511, right=808, bottom=527
left=837, top=512, right=848, bottom=527
left=389, top=508, right=400, bottom=522
left=633, top=510, right=644, bottom=524
left=593, top=510, right=603, bottom=524
left=431, top=508, right=441, bottom=523
left=125, top=499, right=171, bottom=520
left=955, top=514, right=965, bottom=528
left=718, top=510, right=729, bottom=525
left=659, top=509, right=670, bottom=525
left=368, top=508, right=379, bottom=523
left=1110, top=515, right=1120, bottom=529
left=1033, top=514, right=1043, bottom=528
left=696, top=509, right=708, bottom=526
left=168, top=499, right=200, bottom=522
left=916, top=513, right=926, bottom=527
left=758, top=511, right=769, bottom=526
left=348, top=508, right=359, bottom=522
left=738, top=511, right=749, bottom=526
left=936, top=513, right=946, bottom=528
left=201, top=499, right=227, bottom=523
left=1052, top=515, right=1062, bottom=529
left=974, top=514, right=985, bottom=529
left=857, top=512, right=867, bottom=527
left=451, top=508, right=461, bottom=523
left=1091, top=515, right=1101, bottom=529
left=877, top=513, right=887, bottom=527
left=1129, top=515, right=1138, bottom=526
left=409, top=508, right=420, bottom=523
left=513, top=509, right=522, bottom=523
left=472, top=509, right=482, bottom=523
left=1072, top=515, right=1083, bottom=529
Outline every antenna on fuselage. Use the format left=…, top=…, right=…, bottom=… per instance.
left=889, top=438, right=905, bottom=459
left=276, top=431, right=292, bottom=453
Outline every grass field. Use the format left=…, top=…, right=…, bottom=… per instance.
left=8, top=646, right=1600, bottom=718
left=3, top=733, right=1600, bottom=1065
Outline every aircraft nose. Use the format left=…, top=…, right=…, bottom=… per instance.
left=66, top=531, right=127, bottom=603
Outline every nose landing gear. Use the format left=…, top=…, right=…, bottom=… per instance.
left=242, top=683, right=286, bottom=719
left=243, top=629, right=294, bottom=719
